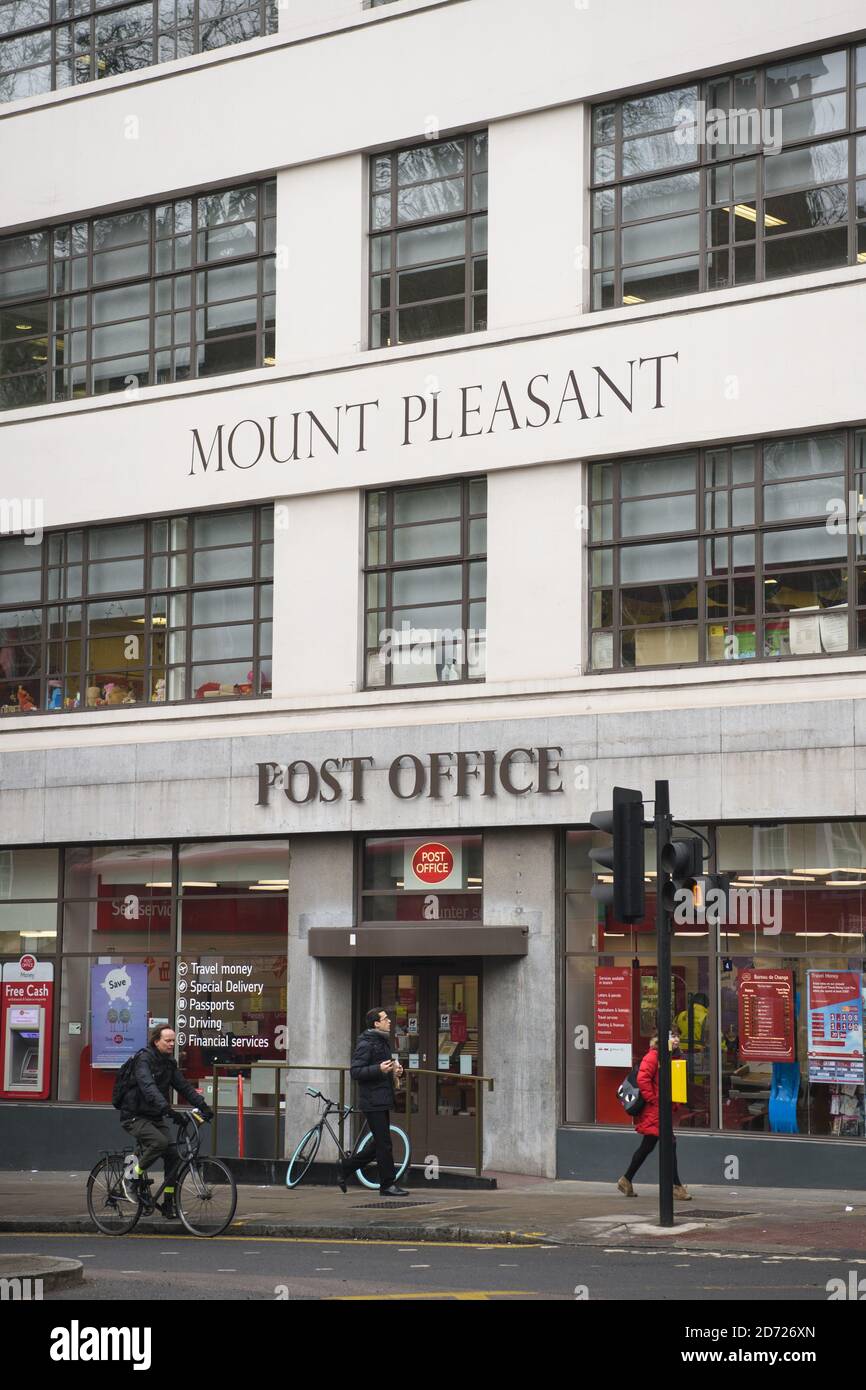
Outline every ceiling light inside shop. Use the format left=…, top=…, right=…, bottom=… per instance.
left=827, top=880, right=866, bottom=887
left=622, top=294, right=645, bottom=305
left=182, top=881, right=218, bottom=888
left=257, top=880, right=289, bottom=885
left=250, top=884, right=287, bottom=891
left=15, top=322, right=32, bottom=331
left=675, top=931, right=708, bottom=937
left=145, top=881, right=172, bottom=888
left=18, top=931, right=56, bottom=937
left=859, top=252, right=866, bottom=263
left=725, top=204, right=786, bottom=227
left=795, top=931, right=830, bottom=937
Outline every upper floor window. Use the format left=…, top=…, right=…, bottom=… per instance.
left=591, top=43, right=866, bottom=308
left=0, top=505, right=273, bottom=713
left=0, top=179, right=275, bottom=411
left=364, top=477, right=486, bottom=688
left=0, top=0, right=278, bottom=105
left=369, top=131, right=488, bottom=347
left=588, top=430, right=866, bottom=671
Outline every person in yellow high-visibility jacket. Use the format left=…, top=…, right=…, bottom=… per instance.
left=675, top=994, right=709, bottom=1050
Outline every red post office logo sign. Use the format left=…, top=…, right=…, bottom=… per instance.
left=411, top=843, right=455, bottom=884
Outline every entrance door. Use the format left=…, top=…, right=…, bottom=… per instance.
left=368, top=964, right=482, bottom=1169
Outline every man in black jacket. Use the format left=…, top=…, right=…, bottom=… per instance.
left=119, top=1024, right=212, bottom=1218
left=342, top=1007, right=408, bottom=1197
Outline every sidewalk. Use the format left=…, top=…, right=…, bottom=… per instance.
left=2, top=1170, right=866, bottom=1254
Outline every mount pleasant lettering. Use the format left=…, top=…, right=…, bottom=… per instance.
left=189, top=353, right=679, bottom=475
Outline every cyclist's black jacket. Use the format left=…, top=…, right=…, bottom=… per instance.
left=120, top=1044, right=204, bottom=1121
left=350, top=1028, right=396, bottom=1112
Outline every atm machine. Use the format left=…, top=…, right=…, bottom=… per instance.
left=0, top=959, right=53, bottom=1100
left=3, top=1005, right=46, bottom=1093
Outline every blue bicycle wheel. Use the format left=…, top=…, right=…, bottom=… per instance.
left=353, top=1125, right=411, bottom=1190
left=286, top=1127, right=321, bottom=1187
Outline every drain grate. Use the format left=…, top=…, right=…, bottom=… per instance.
left=352, top=1201, right=434, bottom=1210
left=680, top=1209, right=752, bottom=1220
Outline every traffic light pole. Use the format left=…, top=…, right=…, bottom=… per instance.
left=655, top=778, right=674, bottom=1228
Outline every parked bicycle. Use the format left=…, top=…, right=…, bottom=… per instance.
left=286, top=1087, right=411, bottom=1190
left=87, top=1109, right=237, bottom=1237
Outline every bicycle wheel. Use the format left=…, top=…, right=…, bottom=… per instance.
left=176, top=1157, right=237, bottom=1237
left=285, top=1126, right=321, bottom=1188
left=86, top=1156, right=143, bottom=1236
left=353, top=1125, right=411, bottom=1190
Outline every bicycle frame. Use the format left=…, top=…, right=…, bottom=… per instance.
left=123, top=1114, right=203, bottom=1209
left=313, top=1101, right=370, bottom=1163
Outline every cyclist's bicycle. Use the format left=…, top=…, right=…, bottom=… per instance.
left=86, top=1109, right=237, bottom=1238
left=286, top=1087, right=411, bottom=1190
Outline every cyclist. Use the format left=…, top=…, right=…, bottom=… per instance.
left=118, top=1024, right=213, bottom=1218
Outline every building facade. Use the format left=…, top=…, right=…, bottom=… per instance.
left=2, top=0, right=866, bottom=1186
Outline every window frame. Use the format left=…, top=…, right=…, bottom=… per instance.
left=591, top=42, right=866, bottom=309
left=363, top=475, right=487, bottom=691
left=0, top=505, right=274, bottom=714
left=368, top=130, right=488, bottom=349
left=588, top=430, right=863, bottom=673
left=0, top=178, right=276, bottom=412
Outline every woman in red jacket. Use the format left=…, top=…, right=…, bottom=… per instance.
left=617, top=1032, right=691, bottom=1200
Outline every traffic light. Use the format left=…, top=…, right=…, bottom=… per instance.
left=590, top=786, right=645, bottom=924
left=660, top=837, right=703, bottom=914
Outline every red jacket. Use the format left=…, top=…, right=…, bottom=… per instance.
left=634, top=1046, right=682, bottom=1135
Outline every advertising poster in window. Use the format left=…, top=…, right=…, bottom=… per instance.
left=595, top=966, right=632, bottom=1067
left=91, top=963, right=148, bottom=1068
left=738, top=969, right=795, bottom=1063
left=403, top=839, right=463, bottom=890
left=807, top=971, right=864, bottom=1084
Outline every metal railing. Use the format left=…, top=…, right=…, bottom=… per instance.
left=210, top=1061, right=495, bottom=1177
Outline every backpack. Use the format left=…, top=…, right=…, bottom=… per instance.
left=617, top=1066, right=646, bottom=1117
left=111, top=1050, right=146, bottom=1111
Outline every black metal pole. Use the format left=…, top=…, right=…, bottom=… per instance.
left=655, top=779, right=674, bottom=1228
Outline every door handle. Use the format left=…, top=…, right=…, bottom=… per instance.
left=422, top=1054, right=427, bottom=1064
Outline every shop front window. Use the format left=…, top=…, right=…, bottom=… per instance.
left=45, top=838, right=288, bottom=1103
left=0, top=848, right=59, bottom=954
left=361, top=834, right=483, bottom=924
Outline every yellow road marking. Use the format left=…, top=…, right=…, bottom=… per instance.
left=329, top=1291, right=537, bottom=1300
left=0, top=1231, right=540, bottom=1250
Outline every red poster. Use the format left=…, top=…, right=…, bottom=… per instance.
left=450, top=1012, right=467, bottom=1043
left=738, top=969, right=795, bottom=1062
left=595, top=967, right=633, bottom=1066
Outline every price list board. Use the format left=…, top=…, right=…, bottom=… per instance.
left=738, top=969, right=795, bottom=1063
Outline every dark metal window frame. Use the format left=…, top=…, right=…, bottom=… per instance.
left=591, top=41, right=866, bottom=309
left=363, top=475, right=487, bottom=690
left=0, top=0, right=278, bottom=106
left=358, top=832, right=484, bottom=928
left=588, top=428, right=866, bottom=673
left=368, top=130, right=488, bottom=349
left=0, top=178, right=276, bottom=412
left=0, top=504, right=273, bottom=714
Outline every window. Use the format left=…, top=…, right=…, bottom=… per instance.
left=592, top=43, right=866, bottom=308
left=562, top=821, right=866, bottom=1138
left=0, top=0, right=278, bottom=106
left=588, top=429, right=866, bottom=671
left=369, top=131, right=488, bottom=347
left=0, top=848, right=59, bottom=953
left=361, top=835, right=483, bottom=924
left=364, top=476, right=486, bottom=688
left=52, top=838, right=288, bottom=1102
left=0, top=179, right=275, bottom=411
left=0, top=505, right=273, bottom=712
